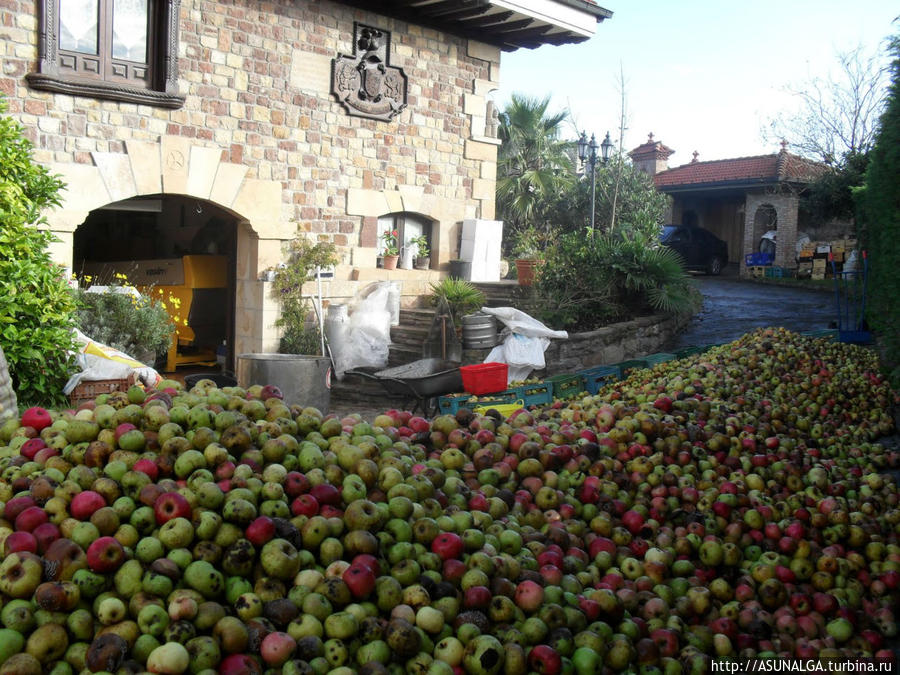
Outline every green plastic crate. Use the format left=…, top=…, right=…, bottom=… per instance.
left=581, top=366, right=621, bottom=394
left=674, top=346, right=705, bottom=360
left=439, top=390, right=519, bottom=415
left=615, top=359, right=650, bottom=378
left=515, top=381, right=553, bottom=407
left=643, top=352, right=677, bottom=367
left=437, top=393, right=474, bottom=415
left=546, top=373, right=587, bottom=400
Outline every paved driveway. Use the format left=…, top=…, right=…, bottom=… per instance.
left=667, top=274, right=837, bottom=350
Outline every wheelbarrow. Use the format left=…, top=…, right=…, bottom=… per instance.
left=345, top=358, right=463, bottom=417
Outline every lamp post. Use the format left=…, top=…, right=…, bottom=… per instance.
left=577, top=131, right=614, bottom=233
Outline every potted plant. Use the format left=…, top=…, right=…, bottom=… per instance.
left=511, top=227, right=543, bottom=286
left=411, top=235, right=430, bottom=270
left=380, top=230, right=400, bottom=270
left=428, top=278, right=485, bottom=335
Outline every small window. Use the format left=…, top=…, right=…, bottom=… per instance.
left=27, top=0, right=184, bottom=108
left=377, top=213, right=431, bottom=258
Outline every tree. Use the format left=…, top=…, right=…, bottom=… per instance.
left=764, top=43, right=890, bottom=164
left=546, top=158, right=669, bottom=243
left=0, top=96, right=79, bottom=406
left=859, top=34, right=900, bottom=386
left=496, top=94, right=575, bottom=249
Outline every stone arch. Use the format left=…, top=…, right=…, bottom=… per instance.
left=43, top=135, right=290, bottom=355
left=742, top=193, right=800, bottom=273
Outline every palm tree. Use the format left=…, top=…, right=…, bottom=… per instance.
left=496, top=94, right=575, bottom=248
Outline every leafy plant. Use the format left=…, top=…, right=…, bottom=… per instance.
left=272, top=232, right=338, bottom=355
left=510, top=226, right=544, bottom=260
left=534, top=233, right=699, bottom=331
left=0, top=95, right=78, bottom=406
left=73, top=281, right=175, bottom=365
left=380, top=229, right=399, bottom=257
left=428, top=278, right=485, bottom=324
left=859, top=33, right=900, bottom=387
left=410, top=235, right=429, bottom=258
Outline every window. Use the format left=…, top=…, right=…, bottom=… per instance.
left=377, top=213, right=432, bottom=258
left=27, top=0, right=184, bottom=108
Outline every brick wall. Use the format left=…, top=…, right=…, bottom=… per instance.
left=0, top=0, right=501, bottom=255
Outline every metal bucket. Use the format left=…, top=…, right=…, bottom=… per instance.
left=236, top=354, right=331, bottom=413
left=462, top=312, right=498, bottom=349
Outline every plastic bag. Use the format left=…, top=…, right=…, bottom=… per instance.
left=0, top=345, right=17, bottom=422
left=480, top=307, right=568, bottom=383
left=336, top=282, right=393, bottom=374
left=63, top=330, right=161, bottom=395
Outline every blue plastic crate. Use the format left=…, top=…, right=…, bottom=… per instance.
left=581, top=366, right=621, bottom=394
left=745, top=252, right=774, bottom=266
left=546, top=373, right=587, bottom=400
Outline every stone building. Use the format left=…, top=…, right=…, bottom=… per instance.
left=1, top=0, right=611, bottom=366
left=630, top=136, right=829, bottom=275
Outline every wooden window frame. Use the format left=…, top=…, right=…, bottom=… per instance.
left=27, top=0, right=184, bottom=109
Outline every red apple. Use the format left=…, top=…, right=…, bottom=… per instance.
left=21, top=406, right=52, bottom=432
left=69, top=490, right=107, bottom=521
left=245, top=516, right=276, bottom=547
left=153, top=491, right=192, bottom=525
left=86, top=536, right=126, bottom=572
left=431, top=532, right=464, bottom=561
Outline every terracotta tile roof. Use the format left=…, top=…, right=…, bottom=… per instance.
left=654, top=151, right=828, bottom=189
left=629, top=134, right=675, bottom=161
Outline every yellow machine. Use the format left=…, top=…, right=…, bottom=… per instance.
left=82, top=255, right=228, bottom=373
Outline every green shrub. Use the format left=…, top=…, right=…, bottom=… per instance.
left=534, top=233, right=699, bottom=332
left=860, top=34, right=900, bottom=386
left=73, top=285, right=175, bottom=365
left=0, top=96, right=78, bottom=406
left=272, top=233, right=338, bottom=355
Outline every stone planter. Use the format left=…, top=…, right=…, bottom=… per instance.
left=414, top=257, right=430, bottom=270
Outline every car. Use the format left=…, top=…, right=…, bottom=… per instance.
left=660, top=224, right=728, bottom=275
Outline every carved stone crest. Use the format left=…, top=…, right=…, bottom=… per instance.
left=331, top=23, right=408, bottom=122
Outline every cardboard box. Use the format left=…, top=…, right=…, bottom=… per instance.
left=831, top=251, right=845, bottom=263
left=816, top=244, right=832, bottom=254
left=812, top=258, right=827, bottom=269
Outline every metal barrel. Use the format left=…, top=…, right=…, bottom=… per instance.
left=461, top=312, right=498, bottom=349
left=236, top=354, right=331, bottom=413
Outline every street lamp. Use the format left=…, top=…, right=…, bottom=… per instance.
left=577, top=131, right=614, bottom=233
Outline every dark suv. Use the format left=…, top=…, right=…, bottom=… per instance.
left=661, top=225, right=728, bottom=275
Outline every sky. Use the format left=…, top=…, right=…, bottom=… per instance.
left=496, top=1, right=898, bottom=164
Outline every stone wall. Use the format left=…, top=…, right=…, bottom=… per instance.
left=538, top=313, right=690, bottom=375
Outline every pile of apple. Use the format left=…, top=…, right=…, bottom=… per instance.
left=0, top=326, right=897, bottom=674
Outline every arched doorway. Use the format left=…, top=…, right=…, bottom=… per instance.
left=72, top=195, right=242, bottom=372
left=752, top=203, right=777, bottom=253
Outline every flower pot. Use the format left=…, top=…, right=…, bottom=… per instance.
left=414, top=257, right=431, bottom=270
left=382, top=254, right=399, bottom=270
left=515, top=259, right=540, bottom=286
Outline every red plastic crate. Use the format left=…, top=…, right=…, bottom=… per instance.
left=460, top=362, right=509, bottom=395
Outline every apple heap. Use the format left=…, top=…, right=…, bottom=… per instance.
left=0, top=327, right=897, bottom=674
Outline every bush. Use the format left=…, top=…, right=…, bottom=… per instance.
left=0, top=96, right=78, bottom=406
left=73, top=284, right=175, bottom=365
left=534, top=233, right=699, bottom=332
left=272, top=233, right=338, bottom=355
left=860, top=35, right=900, bottom=386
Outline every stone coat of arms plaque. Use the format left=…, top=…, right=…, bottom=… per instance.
left=331, top=23, right=408, bottom=122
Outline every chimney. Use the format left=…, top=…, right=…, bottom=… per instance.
left=628, top=132, right=675, bottom=176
